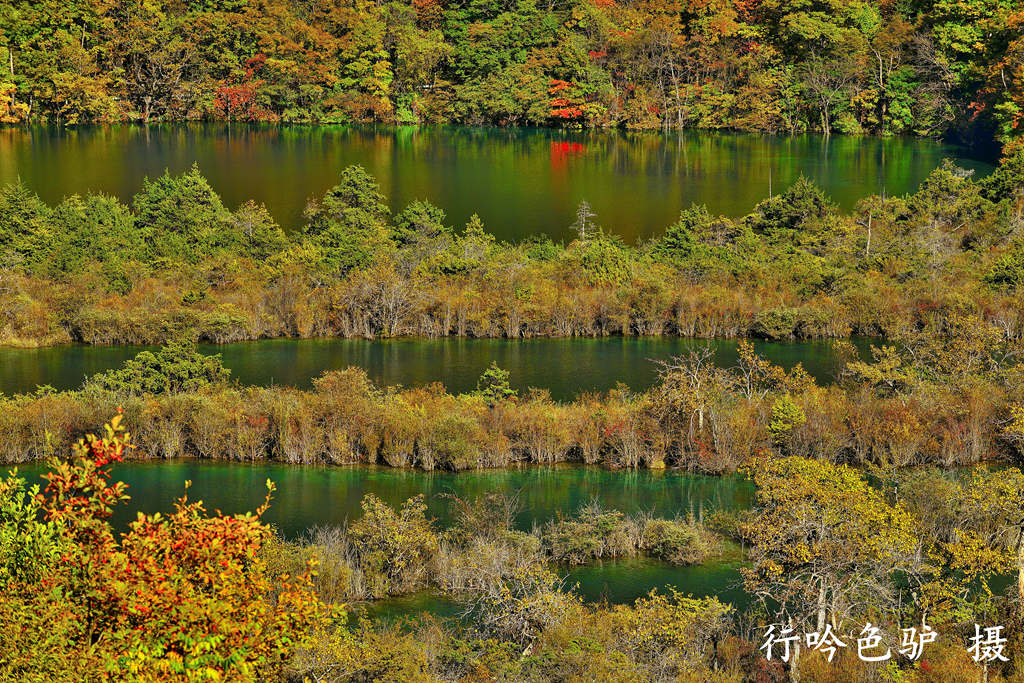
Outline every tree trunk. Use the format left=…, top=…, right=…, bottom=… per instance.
left=817, top=583, right=827, bottom=631
left=865, top=212, right=872, bottom=257
left=1017, top=540, right=1024, bottom=602
left=665, top=39, right=685, bottom=131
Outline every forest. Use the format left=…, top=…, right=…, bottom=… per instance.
left=0, top=0, right=1022, bottom=142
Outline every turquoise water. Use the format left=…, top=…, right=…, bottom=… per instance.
left=14, top=460, right=753, bottom=537
left=13, top=460, right=752, bottom=610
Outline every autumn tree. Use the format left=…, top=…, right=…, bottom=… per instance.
left=741, top=457, right=916, bottom=632
left=898, top=467, right=1024, bottom=629
left=348, top=493, right=439, bottom=598
left=0, top=415, right=336, bottom=679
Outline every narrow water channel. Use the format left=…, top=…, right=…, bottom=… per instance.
left=0, top=336, right=872, bottom=398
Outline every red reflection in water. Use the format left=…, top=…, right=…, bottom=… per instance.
left=550, top=141, right=585, bottom=170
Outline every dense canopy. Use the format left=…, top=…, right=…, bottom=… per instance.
left=0, top=0, right=1021, bottom=145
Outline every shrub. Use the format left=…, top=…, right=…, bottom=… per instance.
left=288, top=623, right=433, bottom=682
left=541, top=502, right=637, bottom=565
left=263, top=526, right=363, bottom=603
left=349, top=494, right=439, bottom=598
left=639, top=518, right=713, bottom=565
left=84, top=341, right=230, bottom=396
left=611, top=589, right=733, bottom=677
left=751, top=307, right=799, bottom=339
left=0, top=470, right=64, bottom=586
left=564, top=231, right=632, bottom=286
left=421, top=412, right=483, bottom=470
left=463, top=563, right=580, bottom=644
left=0, top=415, right=336, bottom=679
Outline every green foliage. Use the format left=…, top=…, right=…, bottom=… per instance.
left=230, top=200, right=288, bottom=260
left=0, top=470, right=63, bottom=586
left=85, top=341, right=230, bottom=396
left=751, top=308, right=800, bottom=340
left=393, top=199, right=450, bottom=245
left=476, top=361, right=516, bottom=404
left=0, top=154, right=1020, bottom=351
left=46, top=193, right=139, bottom=286
left=0, top=180, right=50, bottom=270
left=909, top=161, right=1000, bottom=249
left=651, top=204, right=711, bottom=263
left=302, top=165, right=393, bottom=274
left=565, top=231, right=632, bottom=285
left=986, top=239, right=1024, bottom=289
left=522, top=235, right=562, bottom=261
left=980, top=148, right=1024, bottom=203
left=749, top=176, right=836, bottom=240
left=766, top=393, right=807, bottom=442
left=133, top=165, right=233, bottom=264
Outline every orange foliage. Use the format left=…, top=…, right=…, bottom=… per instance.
left=4, top=415, right=338, bottom=679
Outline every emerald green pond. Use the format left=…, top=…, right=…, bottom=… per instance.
left=0, top=125, right=994, bottom=242
left=359, top=556, right=750, bottom=624
left=0, top=336, right=871, bottom=398
left=16, top=460, right=752, bottom=536
left=13, top=460, right=753, bottom=610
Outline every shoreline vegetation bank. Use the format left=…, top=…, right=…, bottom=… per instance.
left=0, top=149, right=1023, bottom=349
left=4, top=336, right=1024, bottom=474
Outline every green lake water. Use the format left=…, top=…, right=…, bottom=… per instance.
left=15, top=460, right=753, bottom=537
left=12, top=460, right=754, bottom=612
left=0, top=336, right=871, bottom=398
left=358, top=556, right=750, bottom=624
left=0, top=125, right=994, bottom=242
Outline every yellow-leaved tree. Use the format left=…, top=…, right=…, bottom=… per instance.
left=740, top=457, right=917, bottom=636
